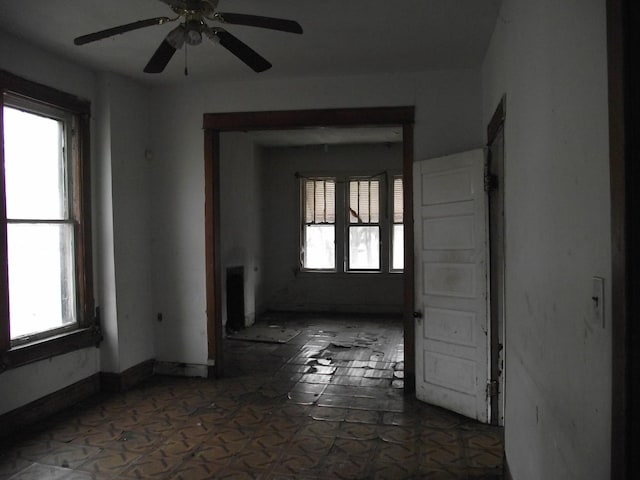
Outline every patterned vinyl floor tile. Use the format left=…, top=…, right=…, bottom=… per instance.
left=0, top=314, right=504, bottom=480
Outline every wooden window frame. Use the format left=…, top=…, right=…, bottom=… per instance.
left=0, top=70, right=98, bottom=371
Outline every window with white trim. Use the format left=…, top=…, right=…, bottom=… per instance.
left=302, top=178, right=336, bottom=270
left=392, top=176, right=404, bottom=271
left=348, top=178, right=380, bottom=270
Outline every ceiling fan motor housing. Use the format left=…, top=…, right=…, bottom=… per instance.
left=171, top=0, right=217, bottom=18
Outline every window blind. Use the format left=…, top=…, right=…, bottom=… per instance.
left=304, top=179, right=335, bottom=224
left=393, top=177, right=403, bottom=223
left=349, top=179, right=380, bottom=224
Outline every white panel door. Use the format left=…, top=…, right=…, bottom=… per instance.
left=414, top=149, right=489, bottom=423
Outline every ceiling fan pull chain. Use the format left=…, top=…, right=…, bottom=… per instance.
left=184, top=42, right=189, bottom=76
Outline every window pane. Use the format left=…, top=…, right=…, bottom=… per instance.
left=305, top=179, right=335, bottom=224
left=392, top=224, right=404, bottom=270
left=324, top=181, right=335, bottom=223
left=370, top=181, right=379, bottom=222
left=7, top=223, right=76, bottom=339
left=393, top=178, right=403, bottom=223
left=305, top=180, right=315, bottom=223
left=349, top=180, right=379, bottom=224
left=304, top=225, right=335, bottom=269
left=349, top=226, right=380, bottom=270
left=3, top=106, right=68, bottom=220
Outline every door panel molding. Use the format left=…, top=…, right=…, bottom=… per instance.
left=414, top=149, right=489, bottom=422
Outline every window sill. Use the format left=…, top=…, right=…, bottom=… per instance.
left=1, top=326, right=102, bottom=372
left=297, top=270, right=403, bottom=278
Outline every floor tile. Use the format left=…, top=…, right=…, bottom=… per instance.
left=274, top=452, right=321, bottom=476
left=0, top=454, right=32, bottom=480
left=119, top=450, right=185, bottom=479
left=6, top=463, right=70, bottom=480
left=28, top=443, right=102, bottom=470
left=344, top=409, right=380, bottom=424
left=331, top=438, right=378, bottom=457
left=319, top=454, right=371, bottom=479
left=286, top=435, right=334, bottom=457
left=75, top=448, right=141, bottom=476
left=309, top=406, right=347, bottom=422
left=0, top=314, right=504, bottom=480
left=169, top=461, right=225, bottom=480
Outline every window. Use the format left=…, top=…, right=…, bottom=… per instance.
left=302, top=178, right=336, bottom=270
left=4, top=102, right=77, bottom=341
left=0, top=70, right=96, bottom=368
left=300, top=173, right=402, bottom=273
left=348, top=179, right=380, bottom=270
left=392, top=177, right=404, bottom=270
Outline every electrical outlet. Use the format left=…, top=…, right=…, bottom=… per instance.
left=592, top=277, right=605, bottom=328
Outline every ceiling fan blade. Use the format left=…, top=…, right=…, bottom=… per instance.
left=213, top=30, right=272, bottom=72
left=215, top=13, right=303, bottom=34
left=74, top=17, right=172, bottom=45
left=144, top=40, right=177, bottom=73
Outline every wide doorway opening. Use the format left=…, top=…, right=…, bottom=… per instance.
left=203, top=107, right=416, bottom=389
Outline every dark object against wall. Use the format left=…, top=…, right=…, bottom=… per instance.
left=226, top=266, right=245, bottom=333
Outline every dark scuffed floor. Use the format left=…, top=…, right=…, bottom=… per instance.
left=0, top=314, right=503, bottom=479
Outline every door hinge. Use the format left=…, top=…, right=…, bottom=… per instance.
left=487, top=380, right=499, bottom=398
left=484, top=173, right=498, bottom=193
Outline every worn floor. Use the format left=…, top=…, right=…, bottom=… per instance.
left=0, top=314, right=503, bottom=479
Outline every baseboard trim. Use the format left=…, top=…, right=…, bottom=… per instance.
left=154, top=361, right=208, bottom=378
left=0, top=373, right=100, bottom=438
left=261, top=310, right=404, bottom=320
left=100, top=359, right=155, bottom=393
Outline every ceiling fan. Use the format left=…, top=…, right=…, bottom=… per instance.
left=73, top=0, right=303, bottom=74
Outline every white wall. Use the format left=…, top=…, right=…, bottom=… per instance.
left=219, top=132, right=264, bottom=327
left=93, top=73, right=156, bottom=375
left=481, top=1, right=611, bottom=479
left=262, top=142, right=403, bottom=313
left=108, top=74, right=155, bottom=372
left=149, top=69, right=484, bottom=366
left=95, top=73, right=118, bottom=373
left=0, top=349, right=99, bottom=414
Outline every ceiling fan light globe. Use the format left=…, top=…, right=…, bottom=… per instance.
left=186, top=29, right=202, bottom=45
left=166, top=25, right=185, bottom=49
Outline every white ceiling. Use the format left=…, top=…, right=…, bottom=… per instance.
left=0, top=0, right=502, bottom=85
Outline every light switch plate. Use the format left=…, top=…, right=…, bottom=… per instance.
left=592, top=276, right=605, bottom=328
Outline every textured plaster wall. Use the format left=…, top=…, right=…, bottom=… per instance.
left=481, top=0, right=611, bottom=478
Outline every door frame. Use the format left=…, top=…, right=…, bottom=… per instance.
left=608, top=0, right=640, bottom=477
left=202, top=107, right=416, bottom=390
left=487, top=97, right=506, bottom=426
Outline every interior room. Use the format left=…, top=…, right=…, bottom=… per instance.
left=0, top=0, right=634, bottom=479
